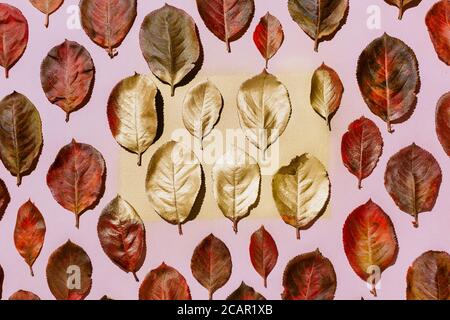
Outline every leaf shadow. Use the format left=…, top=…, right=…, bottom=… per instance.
left=186, top=165, right=206, bottom=224
left=154, top=89, right=165, bottom=143
left=0, top=179, right=10, bottom=220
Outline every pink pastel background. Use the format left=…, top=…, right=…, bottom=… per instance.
left=0, top=0, right=449, bottom=300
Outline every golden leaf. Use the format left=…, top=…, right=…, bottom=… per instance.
left=310, top=63, right=344, bottom=131
left=145, top=141, right=202, bottom=235
left=272, top=154, right=330, bottom=239
left=212, top=146, right=260, bottom=233
left=107, top=73, right=158, bottom=166
left=182, top=80, right=223, bottom=150
left=237, top=70, right=291, bottom=158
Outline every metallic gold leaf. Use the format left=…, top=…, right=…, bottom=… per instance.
left=237, top=70, right=291, bottom=158
left=288, top=0, right=348, bottom=52
left=107, top=73, right=158, bottom=166
left=29, top=0, right=64, bottom=28
left=145, top=141, right=202, bottom=235
left=139, top=4, right=200, bottom=96
left=272, top=154, right=330, bottom=240
left=212, top=146, right=260, bottom=233
left=182, top=80, right=222, bottom=150
left=0, top=92, right=43, bottom=186
left=310, top=63, right=344, bottom=130
left=384, top=0, right=422, bottom=20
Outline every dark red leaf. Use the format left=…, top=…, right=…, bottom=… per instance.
left=426, top=0, right=450, bottom=66
left=0, top=178, right=10, bottom=220
left=14, top=200, right=46, bottom=277
left=249, top=225, right=278, bottom=287
left=226, top=282, right=265, bottom=300
left=139, top=263, right=191, bottom=300
left=253, top=12, right=284, bottom=68
left=9, top=290, right=40, bottom=300
left=341, top=116, right=383, bottom=189
left=282, top=249, right=336, bottom=300
left=436, top=92, right=450, bottom=156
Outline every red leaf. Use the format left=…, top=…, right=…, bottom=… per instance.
left=343, top=200, right=398, bottom=296
left=253, top=12, right=284, bottom=68
left=341, top=116, right=383, bottom=189
left=196, top=0, right=255, bottom=52
left=0, top=178, right=10, bottom=220
left=139, top=263, right=191, bottom=300
left=426, top=0, right=450, bottom=66
left=0, top=4, right=28, bottom=78
left=40, top=40, right=95, bottom=122
left=227, top=282, right=265, bottom=300
left=47, top=139, right=106, bottom=228
left=282, top=249, right=337, bottom=300
left=29, top=0, right=64, bottom=28
left=80, top=0, right=137, bottom=58
left=13, top=200, right=46, bottom=277
left=191, top=234, right=232, bottom=300
left=249, top=225, right=278, bottom=287
left=46, top=240, right=93, bottom=300
left=436, top=92, right=450, bottom=156
left=9, top=290, right=40, bottom=300
left=385, top=143, right=442, bottom=228
left=97, top=195, right=146, bottom=282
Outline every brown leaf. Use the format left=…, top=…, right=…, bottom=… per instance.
left=46, top=240, right=93, bottom=300
left=407, top=250, right=450, bottom=300
left=40, top=39, right=95, bottom=122
left=385, top=143, right=442, bottom=228
left=227, top=282, right=265, bottom=300
left=14, top=200, right=46, bottom=277
left=426, top=1, right=450, bottom=65
left=9, top=290, right=40, bottom=300
left=0, top=178, right=10, bottom=220
left=357, top=33, right=420, bottom=133
left=384, top=0, right=422, bottom=20
left=191, top=234, right=232, bottom=300
left=253, top=12, right=284, bottom=68
left=436, top=92, right=450, bottom=156
left=0, top=4, right=28, bottom=78
left=47, top=139, right=106, bottom=228
left=341, top=116, right=383, bottom=189
left=249, top=225, right=278, bottom=287
left=140, top=4, right=200, bottom=96
left=282, top=249, right=337, bottom=300
left=0, top=92, right=43, bottom=186
left=97, top=195, right=146, bottom=281
left=196, top=0, right=255, bottom=52
left=139, top=263, right=191, bottom=300
left=29, top=0, right=64, bottom=27
left=80, top=0, right=137, bottom=58
left=343, top=200, right=398, bottom=297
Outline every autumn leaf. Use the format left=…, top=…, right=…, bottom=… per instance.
left=357, top=33, right=419, bottom=133
left=237, top=70, right=291, bottom=159
left=196, top=0, right=255, bottom=52
left=145, top=141, right=202, bottom=235
left=249, top=226, right=278, bottom=287
left=426, top=1, right=450, bottom=65
left=384, top=0, right=422, bottom=20
left=80, top=0, right=137, bottom=58
left=436, top=92, right=450, bottom=157
left=282, top=249, right=337, bottom=300
left=0, top=179, right=10, bottom=220
left=47, top=139, right=106, bottom=228
left=272, top=154, right=330, bottom=239
left=343, top=200, right=398, bottom=297
left=212, top=147, right=260, bottom=233
left=227, top=282, right=265, bottom=300
left=107, top=73, right=158, bottom=166
left=0, top=92, right=43, bottom=186
left=288, top=0, right=348, bottom=52
left=9, top=290, right=40, bottom=300
left=29, top=0, right=64, bottom=28
left=139, top=263, right=191, bottom=300
left=310, top=63, right=344, bottom=130
left=407, top=250, right=450, bottom=300
left=40, top=39, right=95, bottom=122
left=140, top=4, right=200, bottom=96
left=182, top=80, right=223, bottom=150
left=0, top=4, right=28, bottom=78
left=253, top=12, right=284, bottom=68
left=341, top=116, right=383, bottom=189
left=14, top=200, right=46, bottom=277
left=98, top=195, right=146, bottom=282
left=46, top=240, right=92, bottom=300
left=385, top=143, right=442, bottom=228
left=191, top=234, right=232, bottom=300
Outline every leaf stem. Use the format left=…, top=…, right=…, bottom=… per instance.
left=178, top=222, right=183, bottom=235
left=208, top=290, right=213, bottom=300
left=132, top=272, right=139, bottom=282
left=413, top=212, right=419, bottom=228
left=5, top=67, right=9, bottom=79
left=226, top=39, right=231, bottom=53
left=263, top=276, right=267, bottom=288
left=75, top=214, right=80, bottom=229
left=16, top=174, right=22, bottom=186
left=296, top=227, right=301, bottom=240
left=137, top=153, right=142, bottom=166
left=45, top=13, right=49, bottom=28
left=65, top=112, right=70, bottom=122
left=233, top=220, right=238, bottom=234
left=29, top=265, right=34, bottom=277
